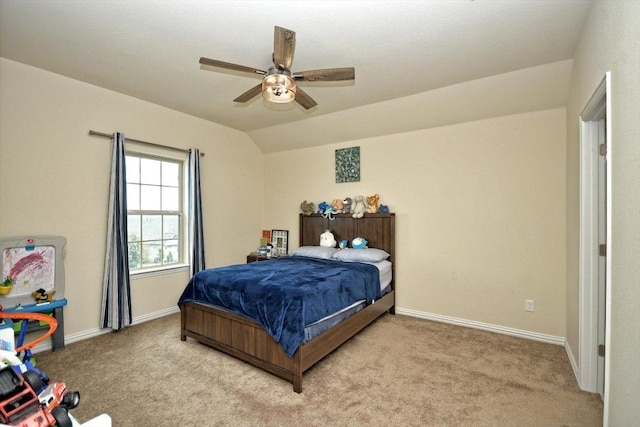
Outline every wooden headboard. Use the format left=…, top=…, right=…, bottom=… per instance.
left=299, top=213, right=396, bottom=266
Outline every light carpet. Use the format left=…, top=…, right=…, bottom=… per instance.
left=34, top=313, right=603, bottom=426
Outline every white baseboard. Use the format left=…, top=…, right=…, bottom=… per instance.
left=30, top=306, right=180, bottom=354
left=396, top=308, right=583, bottom=388
left=32, top=305, right=572, bottom=367
left=129, top=306, right=180, bottom=326
left=395, top=307, right=566, bottom=346
left=565, top=338, right=580, bottom=382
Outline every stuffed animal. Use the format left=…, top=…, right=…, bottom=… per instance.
left=342, top=197, right=352, bottom=214
left=379, top=204, right=390, bottom=213
left=318, top=201, right=338, bottom=220
left=300, top=200, right=316, bottom=216
left=352, top=237, right=368, bottom=249
left=331, top=199, right=344, bottom=214
left=320, top=230, right=337, bottom=248
left=366, top=194, right=380, bottom=213
left=351, top=195, right=368, bottom=219
left=317, top=201, right=330, bottom=214
left=32, top=288, right=56, bottom=304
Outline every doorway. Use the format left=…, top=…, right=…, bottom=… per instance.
left=579, top=72, right=611, bottom=400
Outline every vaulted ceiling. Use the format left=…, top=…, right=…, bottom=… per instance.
left=0, top=1, right=592, bottom=152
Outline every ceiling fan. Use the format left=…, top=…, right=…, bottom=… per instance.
left=199, top=26, right=355, bottom=109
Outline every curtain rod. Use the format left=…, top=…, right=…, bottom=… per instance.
left=89, top=130, right=204, bottom=156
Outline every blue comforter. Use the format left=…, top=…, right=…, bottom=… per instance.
left=178, top=256, right=381, bottom=357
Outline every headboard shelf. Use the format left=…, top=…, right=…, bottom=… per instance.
left=299, top=213, right=395, bottom=265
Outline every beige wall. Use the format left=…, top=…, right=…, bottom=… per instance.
left=0, top=58, right=264, bottom=336
left=6, top=5, right=638, bottom=418
left=565, top=0, right=640, bottom=424
left=265, top=108, right=567, bottom=337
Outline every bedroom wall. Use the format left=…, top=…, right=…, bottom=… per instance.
left=0, top=58, right=264, bottom=337
left=264, top=107, right=567, bottom=338
left=565, top=0, right=640, bottom=424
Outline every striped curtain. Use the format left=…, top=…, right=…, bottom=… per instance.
left=189, top=149, right=206, bottom=275
left=100, top=132, right=132, bottom=330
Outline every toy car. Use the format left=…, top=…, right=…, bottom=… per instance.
left=0, top=366, right=72, bottom=427
left=39, top=382, right=80, bottom=412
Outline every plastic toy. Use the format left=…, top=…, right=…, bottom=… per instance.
left=0, top=277, right=14, bottom=295
left=0, top=366, right=71, bottom=427
left=0, top=309, right=58, bottom=373
left=32, top=288, right=56, bottom=304
left=0, top=306, right=79, bottom=427
left=39, top=382, right=80, bottom=413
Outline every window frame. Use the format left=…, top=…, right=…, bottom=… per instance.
left=125, top=148, right=190, bottom=278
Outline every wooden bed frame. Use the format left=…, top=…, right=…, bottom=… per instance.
left=179, top=213, right=395, bottom=392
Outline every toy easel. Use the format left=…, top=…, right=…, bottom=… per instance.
left=0, top=236, right=68, bottom=352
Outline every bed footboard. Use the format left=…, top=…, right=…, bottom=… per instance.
left=180, top=289, right=394, bottom=393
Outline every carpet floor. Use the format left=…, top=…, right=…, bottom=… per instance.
left=34, top=313, right=603, bottom=426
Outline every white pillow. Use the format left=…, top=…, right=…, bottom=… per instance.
left=290, top=246, right=339, bottom=260
left=332, top=248, right=390, bottom=263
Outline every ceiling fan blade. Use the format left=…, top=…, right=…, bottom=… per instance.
left=294, top=87, right=317, bottom=109
left=273, top=26, right=296, bottom=69
left=233, top=84, right=263, bottom=103
left=294, top=67, right=355, bottom=82
left=199, top=57, right=266, bottom=75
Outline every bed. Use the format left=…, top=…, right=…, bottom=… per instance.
left=178, top=213, right=395, bottom=392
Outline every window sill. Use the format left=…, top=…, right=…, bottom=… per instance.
left=130, top=264, right=190, bottom=280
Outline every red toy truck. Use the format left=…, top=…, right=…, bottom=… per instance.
left=0, top=366, right=72, bottom=427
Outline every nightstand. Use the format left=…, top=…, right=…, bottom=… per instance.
left=247, top=253, right=271, bottom=263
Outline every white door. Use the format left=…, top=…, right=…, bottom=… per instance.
left=596, top=118, right=606, bottom=398
left=579, top=73, right=610, bottom=401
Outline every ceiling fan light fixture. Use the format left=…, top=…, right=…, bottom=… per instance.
left=200, top=27, right=354, bottom=109
left=262, top=73, right=296, bottom=103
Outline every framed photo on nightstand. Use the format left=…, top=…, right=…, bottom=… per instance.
left=271, top=229, right=288, bottom=257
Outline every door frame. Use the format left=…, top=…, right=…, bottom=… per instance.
left=578, top=71, right=611, bottom=410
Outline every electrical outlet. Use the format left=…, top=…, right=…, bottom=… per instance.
left=525, top=299, right=534, bottom=312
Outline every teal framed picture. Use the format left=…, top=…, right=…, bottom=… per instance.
left=335, top=146, right=360, bottom=183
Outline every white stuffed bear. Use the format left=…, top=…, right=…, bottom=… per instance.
left=351, top=195, right=368, bottom=219
left=319, top=229, right=336, bottom=248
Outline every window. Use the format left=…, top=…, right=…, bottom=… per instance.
left=126, top=153, right=186, bottom=272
